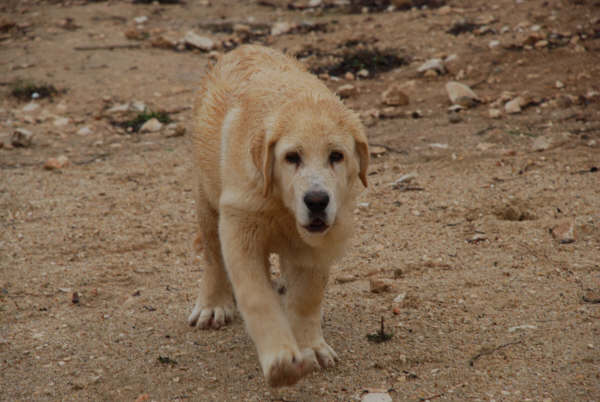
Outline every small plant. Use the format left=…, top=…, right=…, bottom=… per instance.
left=10, top=79, right=59, bottom=101
left=366, top=316, right=393, bottom=343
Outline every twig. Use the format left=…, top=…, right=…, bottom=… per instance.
left=74, top=44, right=142, bottom=51
left=469, top=340, right=522, bottom=367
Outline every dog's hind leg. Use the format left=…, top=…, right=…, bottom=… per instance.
left=188, top=197, right=235, bottom=329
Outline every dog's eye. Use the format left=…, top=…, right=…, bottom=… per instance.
left=285, top=152, right=301, bottom=165
left=329, top=151, right=344, bottom=164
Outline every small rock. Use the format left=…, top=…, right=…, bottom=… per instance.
left=165, top=123, right=186, bottom=138
left=53, top=117, right=70, bottom=127
left=107, top=103, right=130, bottom=113
left=133, top=16, right=148, bottom=24
left=22, top=102, right=39, bottom=112
left=72, top=292, right=80, bottom=304
left=550, top=220, right=576, bottom=244
left=11, top=128, right=33, bottom=147
left=369, top=146, right=387, bottom=156
left=77, top=126, right=92, bottom=136
left=393, top=293, right=406, bottom=303
left=476, top=142, right=495, bottom=151
left=534, top=40, right=548, bottom=48
left=555, top=80, right=564, bottom=89
left=271, top=21, right=294, bottom=36
left=489, top=40, right=501, bottom=49
left=44, top=155, right=70, bottom=170
left=337, top=84, right=357, bottom=99
left=489, top=108, right=502, bottom=119
left=335, top=275, right=356, bottom=284
left=423, top=69, right=438, bottom=78
left=504, top=97, right=522, bottom=114
left=370, top=278, right=394, bottom=294
left=381, top=84, right=409, bottom=106
left=445, top=81, right=480, bottom=107
left=531, top=136, right=551, bottom=152
left=140, top=118, right=163, bottom=133
left=357, top=69, right=369, bottom=78
left=448, top=111, right=462, bottom=123
left=344, top=72, right=355, bottom=80
left=417, top=58, right=446, bottom=75
left=379, top=107, right=404, bottom=119
left=362, top=392, right=393, bottom=402
left=183, top=31, right=215, bottom=51
left=508, top=324, right=537, bottom=333
left=131, top=101, right=146, bottom=112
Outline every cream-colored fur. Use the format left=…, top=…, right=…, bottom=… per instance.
left=187, top=45, right=369, bottom=387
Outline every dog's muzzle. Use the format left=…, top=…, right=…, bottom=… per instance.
left=303, top=190, right=329, bottom=233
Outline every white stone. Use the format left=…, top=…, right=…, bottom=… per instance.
left=271, top=21, right=294, bottom=36
left=140, top=118, right=163, bottom=133
left=505, top=97, right=522, bottom=114
left=337, top=84, right=357, bottom=98
left=107, top=103, right=130, bottom=113
left=134, top=16, right=148, bottom=24
left=417, top=58, right=446, bottom=74
left=53, top=117, right=70, bottom=127
left=489, top=108, right=502, bottom=119
left=77, top=126, right=92, bottom=136
left=183, top=31, right=215, bottom=51
left=445, top=81, right=480, bottom=106
left=362, top=392, right=393, bottom=402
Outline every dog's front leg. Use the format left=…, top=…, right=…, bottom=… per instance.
left=219, top=209, right=316, bottom=387
left=282, top=261, right=339, bottom=370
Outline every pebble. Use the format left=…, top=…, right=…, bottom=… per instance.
left=489, top=40, right=501, bottom=49
left=369, top=146, right=387, bottom=156
left=362, top=392, right=392, bottom=402
left=369, top=278, right=394, bottom=293
left=357, top=69, right=369, bottom=78
left=53, top=117, right=70, bottom=127
left=555, top=80, right=564, bottom=89
left=77, top=126, right=92, bottom=136
left=165, top=123, right=186, bottom=138
left=11, top=128, right=34, bottom=147
left=379, top=107, right=404, bottom=119
left=417, top=58, right=446, bottom=75
left=448, top=111, right=462, bottom=123
left=335, top=275, right=357, bottom=284
left=183, top=31, right=215, bottom=51
left=271, top=21, right=293, bottom=36
left=107, top=103, right=130, bottom=113
left=344, top=72, right=355, bottom=80
left=133, top=16, right=148, bottom=24
left=445, top=81, right=479, bottom=107
left=393, top=293, right=406, bottom=303
left=504, top=97, right=522, bottom=114
left=550, top=220, right=576, bottom=244
left=22, top=102, right=39, bottom=112
left=531, top=136, right=551, bottom=152
left=44, top=155, right=70, bottom=170
left=337, top=84, right=357, bottom=99
left=489, top=108, right=502, bottom=119
left=140, top=118, right=163, bottom=133
left=508, top=324, right=537, bottom=333
left=381, top=84, right=409, bottom=106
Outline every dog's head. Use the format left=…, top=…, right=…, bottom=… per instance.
left=252, top=97, right=368, bottom=246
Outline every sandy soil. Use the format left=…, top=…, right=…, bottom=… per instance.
left=1, top=0, right=599, bottom=401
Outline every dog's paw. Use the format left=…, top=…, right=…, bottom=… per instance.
left=262, top=347, right=317, bottom=387
left=304, top=339, right=339, bottom=369
left=188, top=303, right=234, bottom=329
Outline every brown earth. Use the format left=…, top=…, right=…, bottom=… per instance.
left=1, top=0, right=599, bottom=401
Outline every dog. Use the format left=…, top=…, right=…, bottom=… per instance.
left=187, top=45, right=369, bottom=387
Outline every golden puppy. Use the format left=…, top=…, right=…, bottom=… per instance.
left=188, top=45, right=368, bottom=387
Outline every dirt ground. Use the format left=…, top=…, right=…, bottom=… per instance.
left=1, top=0, right=599, bottom=401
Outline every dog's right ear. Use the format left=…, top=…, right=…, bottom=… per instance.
left=250, top=132, right=278, bottom=197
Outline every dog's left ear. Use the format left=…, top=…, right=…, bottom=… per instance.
left=250, top=132, right=278, bottom=197
left=353, top=128, right=369, bottom=187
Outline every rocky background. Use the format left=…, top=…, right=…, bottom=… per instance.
left=1, top=0, right=599, bottom=401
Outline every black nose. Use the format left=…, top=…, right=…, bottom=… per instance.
left=304, top=191, right=329, bottom=213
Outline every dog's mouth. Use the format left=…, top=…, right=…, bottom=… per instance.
left=304, top=217, right=329, bottom=233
